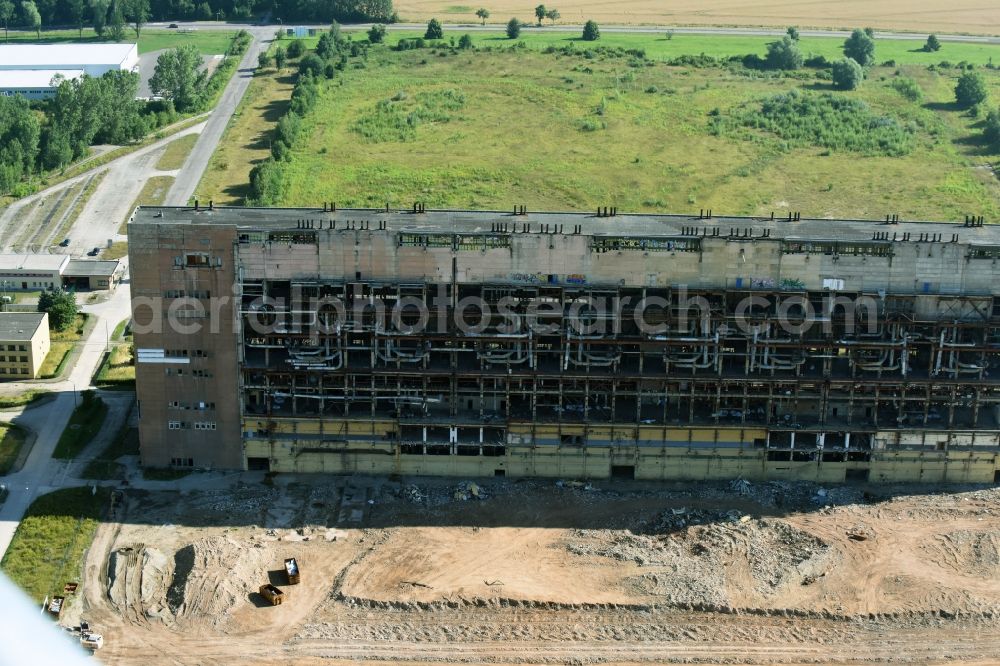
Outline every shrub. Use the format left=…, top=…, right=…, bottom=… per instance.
left=843, top=28, right=875, bottom=67
left=368, top=24, right=386, bottom=43
left=425, top=18, right=443, bottom=40
left=286, top=39, right=305, bottom=58
left=955, top=71, right=988, bottom=108
left=765, top=35, right=802, bottom=70
left=831, top=57, right=864, bottom=90
left=924, top=34, right=941, bottom=52
left=506, top=17, right=521, bottom=39
left=257, top=51, right=271, bottom=69
left=891, top=76, right=923, bottom=102
left=298, top=53, right=324, bottom=76
left=804, top=54, right=830, bottom=68
left=722, top=90, right=912, bottom=157
left=582, top=20, right=600, bottom=41
left=786, top=26, right=799, bottom=41
left=458, top=33, right=473, bottom=49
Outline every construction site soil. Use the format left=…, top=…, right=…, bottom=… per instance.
left=67, top=477, right=1000, bottom=664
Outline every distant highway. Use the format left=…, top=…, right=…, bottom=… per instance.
left=145, top=20, right=1000, bottom=44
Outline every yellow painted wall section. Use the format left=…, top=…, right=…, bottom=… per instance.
left=247, top=438, right=1000, bottom=483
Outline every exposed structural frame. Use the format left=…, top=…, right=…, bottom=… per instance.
left=127, top=205, right=1000, bottom=483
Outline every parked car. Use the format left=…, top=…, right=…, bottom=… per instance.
left=87, top=247, right=100, bottom=256
left=59, top=238, right=70, bottom=247
left=168, top=23, right=178, bottom=28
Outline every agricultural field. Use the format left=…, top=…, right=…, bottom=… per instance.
left=397, top=0, right=1000, bottom=35
left=196, top=37, right=1000, bottom=221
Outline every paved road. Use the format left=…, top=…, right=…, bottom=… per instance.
left=165, top=26, right=273, bottom=205
left=145, top=20, right=1000, bottom=44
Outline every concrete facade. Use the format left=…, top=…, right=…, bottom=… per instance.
left=128, top=205, right=1000, bottom=482
left=0, top=312, right=49, bottom=379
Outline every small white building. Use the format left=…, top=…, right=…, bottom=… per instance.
left=0, top=43, right=138, bottom=98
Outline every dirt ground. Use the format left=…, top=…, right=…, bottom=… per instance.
left=395, top=0, right=1000, bottom=35
left=61, top=476, right=1000, bottom=664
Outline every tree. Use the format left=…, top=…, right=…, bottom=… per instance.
left=924, top=34, right=941, bottom=52
left=298, top=53, right=323, bottom=76
left=286, top=38, right=304, bottom=57
left=20, top=0, right=40, bottom=38
left=274, top=45, right=287, bottom=69
left=475, top=7, right=488, bottom=25
left=955, top=71, right=988, bottom=108
left=984, top=108, right=1000, bottom=147
left=124, top=0, right=147, bottom=38
left=90, top=0, right=108, bottom=36
left=367, top=23, right=385, bottom=43
left=534, top=3, right=545, bottom=25
left=786, top=26, right=799, bottom=41
left=0, top=1, right=14, bottom=41
left=38, top=289, right=78, bottom=332
left=458, top=33, right=472, bottom=49
left=149, top=45, right=206, bottom=112
left=424, top=17, right=442, bottom=40
left=843, top=28, right=875, bottom=67
left=545, top=8, right=559, bottom=23
left=831, top=57, right=864, bottom=90
left=581, top=19, right=599, bottom=41
left=765, top=35, right=802, bottom=70
left=107, top=0, right=125, bottom=40
left=64, top=0, right=83, bottom=36
left=0, top=95, right=40, bottom=194
left=249, top=158, right=283, bottom=204
left=257, top=51, right=271, bottom=69
left=505, top=17, right=521, bottom=39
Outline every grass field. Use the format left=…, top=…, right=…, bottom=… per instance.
left=395, top=1, right=1000, bottom=35
left=0, top=422, right=27, bottom=475
left=156, top=134, right=199, bottom=170
left=361, top=29, right=1000, bottom=67
left=82, top=423, right=138, bottom=480
left=120, top=175, right=175, bottom=233
left=94, top=343, right=135, bottom=386
left=195, top=68, right=296, bottom=203
left=0, top=28, right=235, bottom=54
left=38, top=313, right=88, bottom=380
left=52, top=391, right=107, bottom=459
left=0, top=487, right=110, bottom=603
left=0, top=390, right=49, bottom=409
left=197, top=42, right=1000, bottom=221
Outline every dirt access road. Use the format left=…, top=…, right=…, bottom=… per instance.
left=63, top=476, right=1000, bottom=665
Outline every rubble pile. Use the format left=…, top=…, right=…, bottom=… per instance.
left=165, top=536, right=271, bottom=624
left=569, top=513, right=830, bottom=606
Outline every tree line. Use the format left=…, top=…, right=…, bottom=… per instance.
left=249, top=25, right=362, bottom=204
left=0, top=0, right=392, bottom=30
